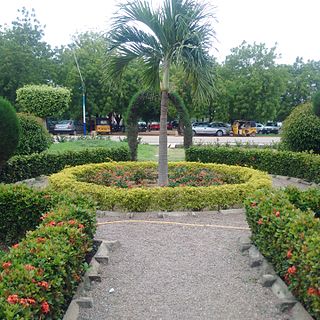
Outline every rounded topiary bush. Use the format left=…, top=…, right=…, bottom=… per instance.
left=0, top=97, right=20, bottom=166
left=281, top=103, right=320, bottom=153
left=15, top=113, right=52, bottom=155
left=49, top=161, right=271, bottom=212
left=312, top=91, right=320, bottom=117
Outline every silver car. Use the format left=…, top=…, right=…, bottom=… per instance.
left=192, top=122, right=229, bottom=136
left=53, top=120, right=83, bottom=135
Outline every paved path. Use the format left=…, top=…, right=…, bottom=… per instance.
left=78, top=179, right=317, bottom=320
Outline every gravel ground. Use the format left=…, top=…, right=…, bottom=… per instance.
left=79, top=210, right=290, bottom=320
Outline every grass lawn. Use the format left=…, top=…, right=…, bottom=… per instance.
left=47, top=139, right=185, bottom=162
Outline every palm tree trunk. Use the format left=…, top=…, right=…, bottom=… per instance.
left=158, top=90, right=169, bottom=186
left=158, top=59, right=170, bottom=186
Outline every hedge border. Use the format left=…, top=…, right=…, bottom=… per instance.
left=0, top=190, right=96, bottom=319
left=0, top=146, right=130, bottom=183
left=185, top=146, right=320, bottom=184
left=49, top=161, right=271, bottom=212
left=244, top=188, right=320, bottom=319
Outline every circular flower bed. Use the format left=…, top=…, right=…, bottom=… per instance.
left=49, top=161, right=271, bottom=212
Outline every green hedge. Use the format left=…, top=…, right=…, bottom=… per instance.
left=245, top=187, right=320, bottom=319
left=49, top=161, right=271, bottom=212
left=0, top=185, right=53, bottom=246
left=185, top=146, right=320, bottom=183
left=0, top=189, right=96, bottom=319
left=0, top=146, right=130, bottom=183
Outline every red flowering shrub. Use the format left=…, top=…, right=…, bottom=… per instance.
left=245, top=188, right=320, bottom=319
left=0, top=194, right=96, bottom=319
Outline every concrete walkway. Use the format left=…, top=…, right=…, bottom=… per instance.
left=78, top=179, right=317, bottom=320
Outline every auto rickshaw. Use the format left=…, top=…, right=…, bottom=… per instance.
left=95, top=117, right=111, bottom=135
left=231, top=120, right=257, bottom=136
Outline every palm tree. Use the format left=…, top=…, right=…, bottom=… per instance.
left=106, top=0, right=216, bottom=186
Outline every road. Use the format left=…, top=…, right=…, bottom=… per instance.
left=109, top=134, right=281, bottom=146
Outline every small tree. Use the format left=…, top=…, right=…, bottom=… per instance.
left=16, top=84, right=71, bottom=125
left=0, top=97, right=20, bottom=166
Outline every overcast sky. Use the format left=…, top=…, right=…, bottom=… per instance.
left=1, top=0, right=320, bottom=65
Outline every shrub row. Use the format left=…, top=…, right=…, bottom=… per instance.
left=0, top=146, right=130, bottom=183
left=0, top=184, right=53, bottom=246
left=244, top=187, right=320, bottom=319
left=0, top=188, right=96, bottom=319
left=49, top=161, right=271, bottom=212
left=185, top=146, right=320, bottom=183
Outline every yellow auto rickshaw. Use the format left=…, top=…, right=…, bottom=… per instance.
left=95, top=117, right=111, bottom=135
left=231, top=120, right=257, bottom=136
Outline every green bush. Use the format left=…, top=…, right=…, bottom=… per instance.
left=0, top=146, right=130, bottom=183
left=244, top=188, right=320, bottom=319
left=49, top=161, right=271, bottom=212
left=16, top=85, right=71, bottom=119
left=0, top=189, right=96, bottom=319
left=313, top=91, right=320, bottom=117
left=0, top=184, right=53, bottom=246
left=185, top=146, right=320, bottom=183
left=281, top=103, right=320, bottom=153
left=15, top=113, right=52, bottom=155
left=0, top=97, right=20, bottom=166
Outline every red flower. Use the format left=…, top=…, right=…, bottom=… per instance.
left=275, top=211, right=280, bottom=217
left=257, top=218, right=263, bottom=225
left=27, top=298, right=36, bottom=305
left=68, top=220, right=76, bottom=225
left=57, top=221, right=64, bottom=226
left=78, top=224, right=84, bottom=229
left=288, top=266, right=297, bottom=275
left=40, top=213, right=49, bottom=220
left=250, top=201, right=257, bottom=207
left=12, top=243, right=19, bottom=249
left=24, top=264, right=36, bottom=271
left=38, top=281, right=49, bottom=290
left=41, top=301, right=50, bottom=313
left=2, top=262, right=12, bottom=269
left=307, top=287, right=317, bottom=296
left=48, top=221, right=56, bottom=226
left=37, top=237, right=46, bottom=243
left=7, top=294, right=19, bottom=304
left=287, top=250, right=292, bottom=259
left=19, top=298, right=28, bottom=305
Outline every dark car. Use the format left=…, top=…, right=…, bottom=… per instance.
left=138, top=121, right=147, bottom=132
left=53, top=120, right=83, bottom=135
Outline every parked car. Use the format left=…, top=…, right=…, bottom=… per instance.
left=148, top=122, right=173, bottom=130
left=255, top=123, right=264, bottom=134
left=46, top=118, right=58, bottom=134
left=138, top=121, right=147, bottom=132
left=53, top=120, right=83, bottom=135
left=192, top=122, right=230, bottom=136
left=261, top=122, right=280, bottom=134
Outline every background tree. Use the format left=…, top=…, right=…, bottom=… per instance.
left=0, top=8, right=55, bottom=103
left=278, top=58, right=320, bottom=121
left=106, top=0, right=216, bottom=185
left=216, top=42, right=286, bottom=122
left=0, top=97, right=20, bottom=166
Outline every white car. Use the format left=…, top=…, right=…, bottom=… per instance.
left=192, top=122, right=230, bottom=136
left=256, top=123, right=264, bottom=134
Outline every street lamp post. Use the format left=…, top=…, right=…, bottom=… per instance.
left=73, top=51, right=86, bottom=136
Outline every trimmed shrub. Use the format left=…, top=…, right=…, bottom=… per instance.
left=16, top=84, right=71, bottom=119
left=244, top=188, right=320, bottom=319
left=15, top=113, right=52, bottom=155
left=0, top=188, right=96, bottom=319
left=313, top=91, right=320, bottom=117
left=0, top=184, right=53, bottom=246
left=0, top=97, right=20, bottom=166
left=281, top=103, right=320, bottom=153
left=185, top=146, right=320, bottom=183
left=0, top=146, right=130, bottom=183
left=49, top=161, right=271, bottom=212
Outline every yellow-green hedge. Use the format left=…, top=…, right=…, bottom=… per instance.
left=49, top=161, right=271, bottom=212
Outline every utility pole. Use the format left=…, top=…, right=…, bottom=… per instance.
left=73, top=51, right=86, bottom=136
